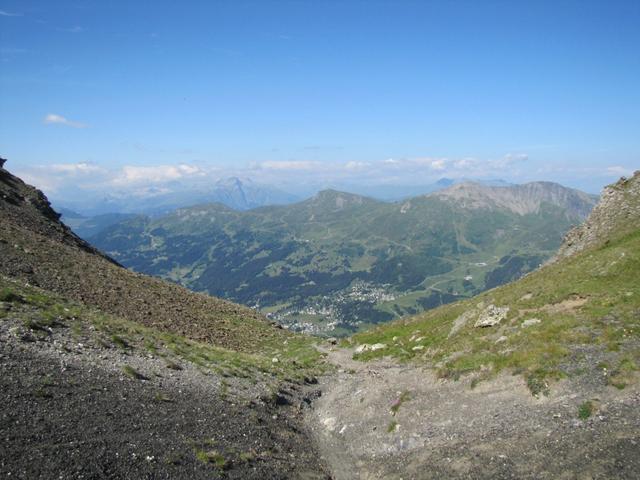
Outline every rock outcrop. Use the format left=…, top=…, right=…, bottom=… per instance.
left=555, top=171, right=640, bottom=260
left=432, top=181, right=597, bottom=217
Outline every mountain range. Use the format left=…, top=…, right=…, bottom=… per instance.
left=87, top=180, right=597, bottom=335
left=1, top=158, right=639, bottom=479
left=55, top=176, right=300, bottom=217
left=55, top=176, right=517, bottom=219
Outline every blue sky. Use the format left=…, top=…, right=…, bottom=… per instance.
left=0, top=0, right=638, bottom=198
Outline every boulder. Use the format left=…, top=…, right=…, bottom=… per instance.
left=474, top=304, right=509, bottom=327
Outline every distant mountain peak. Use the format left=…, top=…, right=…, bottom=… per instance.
left=311, top=189, right=373, bottom=207
left=435, top=177, right=455, bottom=187
left=215, top=176, right=246, bottom=188
left=313, top=188, right=352, bottom=199
left=314, top=188, right=342, bottom=196
left=431, top=180, right=597, bottom=218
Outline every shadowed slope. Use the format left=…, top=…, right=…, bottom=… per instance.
left=0, top=160, right=298, bottom=353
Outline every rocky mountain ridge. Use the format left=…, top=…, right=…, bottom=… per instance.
left=0, top=160, right=111, bottom=260
left=555, top=170, right=640, bottom=259
left=432, top=180, right=597, bottom=217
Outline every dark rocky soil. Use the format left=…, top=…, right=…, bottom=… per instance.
left=0, top=316, right=328, bottom=480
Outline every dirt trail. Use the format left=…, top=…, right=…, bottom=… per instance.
left=305, top=346, right=640, bottom=480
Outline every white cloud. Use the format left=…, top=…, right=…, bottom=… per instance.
left=404, top=157, right=449, bottom=171
left=13, top=162, right=108, bottom=193
left=112, top=164, right=205, bottom=186
left=369, top=153, right=530, bottom=180
left=49, top=162, right=105, bottom=175
left=14, top=162, right=209, bottom=195
left=429, top=158, right=447, bottom=171
left=605, top=165, right=633, bottom=176
left=344, top=161, right=371, bottom=171
left=0, top=10, right=22, bottom=17
left=259, top=160, right=320, bottom=171
left=453, top=157, right=477, bottom=169
left=535, top=164, right=636, bottom=182
left=13, top=151, right=542, bottom=202
left=493, top=153, right=528, bottom=168
left=43, top=113, right=87, bottom=129
left=15, top=172, right=60, bottom=193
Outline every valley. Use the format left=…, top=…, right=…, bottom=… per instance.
left=85, top=183, right=596, bottom=335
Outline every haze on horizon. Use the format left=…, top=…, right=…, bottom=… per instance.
left=0, top=0, right=638, bottom=203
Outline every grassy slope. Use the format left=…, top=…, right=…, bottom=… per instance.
left=350, top=228, right=640, bottom=394
left=0, top=276, right=325, bottom=382
left=0, top=165, right=323, bottom=376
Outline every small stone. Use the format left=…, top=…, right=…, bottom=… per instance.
left=522, top=318, right=542, bottom=327
left=370, top=343, right=386, bottom=351
left=271, top=357, right=279, bottom=363
left=322, top=417, right=337, bottom=432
